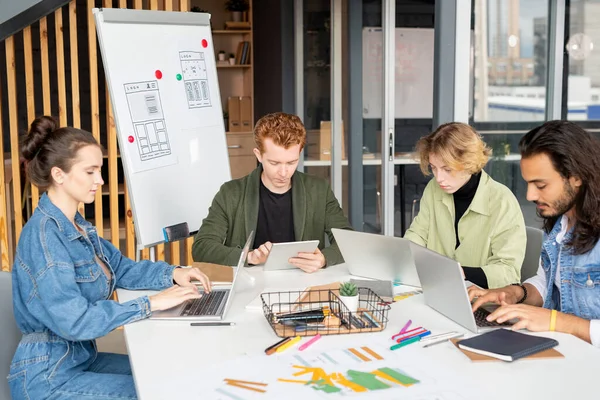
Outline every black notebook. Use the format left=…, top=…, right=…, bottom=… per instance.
left=457, top=329, right=559, bottom=362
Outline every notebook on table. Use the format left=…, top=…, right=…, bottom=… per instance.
left=456, top=329, right=559, bottom=362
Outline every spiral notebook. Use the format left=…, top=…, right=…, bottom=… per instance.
left=456, top=329, right=559, bottom=362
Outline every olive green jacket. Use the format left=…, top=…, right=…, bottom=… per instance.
left=192, top=166, right=352, bottom=266
left=404, top=171, right=526, bottom=288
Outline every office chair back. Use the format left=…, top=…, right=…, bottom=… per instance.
left=0, top=271, right=21, bottom=400
left=522, top=226, right=544, bottom=282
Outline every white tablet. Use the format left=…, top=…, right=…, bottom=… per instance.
left=262, top=240, right=320, bottom=271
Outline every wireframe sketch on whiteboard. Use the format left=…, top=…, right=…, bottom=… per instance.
left=180, top=51, right=212, bottom=109
left=123, top=80, right=178, bottom=173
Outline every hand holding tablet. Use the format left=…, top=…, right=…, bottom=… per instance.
left=262, top=240, right=321, bottom=271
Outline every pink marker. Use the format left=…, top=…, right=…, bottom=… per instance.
left=399, top=319, right=412, bottom=334
left=298, top=334, right=321, bottom=351
left=391, top=326, right=422, bottom=341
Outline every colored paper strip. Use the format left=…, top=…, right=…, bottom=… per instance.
left=348, top=348, right=371, bottom=362
left=361, top=346, right=383, bottom=360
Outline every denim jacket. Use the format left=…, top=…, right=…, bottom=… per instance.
left=8, top=193, right=175, bottom=398
left=541, top=218, right=600, bottom=319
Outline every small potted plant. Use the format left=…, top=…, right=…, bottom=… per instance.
left=339, top=282, right=359, bottom=313
left=228, top=53, right=236, bottom=65
left=225, top=0, right=249, bottom=22
left=218, top=50, right=226, bottom=62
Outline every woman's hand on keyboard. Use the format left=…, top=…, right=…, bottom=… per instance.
left=173, top=267, right=212, bottom=292
left=149, top=285, right=202, bottom=311
left=468, top=286, right=520, bottom=313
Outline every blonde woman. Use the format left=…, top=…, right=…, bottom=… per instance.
left=404, top=122, right=526, bottom=288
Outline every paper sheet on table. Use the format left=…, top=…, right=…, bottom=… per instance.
left=199, top=335, right=500, bottom=400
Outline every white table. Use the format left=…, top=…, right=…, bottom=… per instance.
left=118, top=264, right=600, bottom=399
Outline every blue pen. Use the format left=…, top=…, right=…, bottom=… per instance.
left=397, top=330, right=431, bottom=343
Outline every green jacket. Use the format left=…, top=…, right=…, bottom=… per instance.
left=404, top=170, right=526, bottom=288
left=192, top=166, right=353, bottom=266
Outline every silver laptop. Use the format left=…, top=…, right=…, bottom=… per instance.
left=151, top=231, right=254, bottom=321
left=410, top=241, right=513, bottom=333
left=332, top=228, right=421, bottom=287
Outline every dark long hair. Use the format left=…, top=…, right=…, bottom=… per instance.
left=519, top=120, right=600, bottom=254
left=21, top=116, right=99, bottom=189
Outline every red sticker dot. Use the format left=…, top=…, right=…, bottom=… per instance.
left=128, top=136, right=134, bottom=143
left=202, top=39, right=208, bottom=48
left=155, top=70, right=163, bottom=79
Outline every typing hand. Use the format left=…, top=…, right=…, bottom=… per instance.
left=247, top=241, right=272, bottom=265
left=173, top=267, right=212, bottom=292
left=289, top=247, right=326, bottom=273
left=468, top=286, right=520, bottom=313
left=149, top=285, right=201, bottom=312
left=486, top=302, right=552, bottom=332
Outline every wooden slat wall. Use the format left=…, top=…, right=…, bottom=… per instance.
left=87, top=1, right=103, bottom=238
left=5, top=37, right=23, bottom=245
left=69, top=2, right=85, bottom=217
left=23, top=27, right=37, bottom=213
left=55, top=9, right=68, bottom=126
left=102, top=0, right=120, bottom=248
left=0, top=80, right=9, bottom=271
left=1, top=0, right=204, bottom=269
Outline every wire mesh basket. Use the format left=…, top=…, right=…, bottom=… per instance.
left=261, top=288, right=391, bottom=337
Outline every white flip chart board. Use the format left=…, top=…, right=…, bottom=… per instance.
left=93, top=8, right=231, bottom=248
left=362, top=27, right=434, bottom=119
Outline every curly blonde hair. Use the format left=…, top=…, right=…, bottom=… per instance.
left=416, top=122, right=491, bottom=175
left=254, top=112, right=306, bottom=153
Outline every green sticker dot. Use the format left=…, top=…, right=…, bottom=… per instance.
left=176, top=74, right=182, bottom=81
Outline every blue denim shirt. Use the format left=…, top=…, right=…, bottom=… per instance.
left=9, top=193, right=175, bottom=397
left=541, top=217, right=600, bottom=319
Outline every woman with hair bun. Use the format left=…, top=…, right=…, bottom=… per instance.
left=8, top=116, right=212, bottom=399
left=404, top=122, right=526, bottom=289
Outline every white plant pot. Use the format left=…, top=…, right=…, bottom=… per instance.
left=218, top=53, right=226, bottom=61
left=339, top=295, right=359, bottom=313
left=229, top=58, right=236, bottom=65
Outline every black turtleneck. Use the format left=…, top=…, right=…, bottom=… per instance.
left=453, top=172, right=481, bottom=247
left=452, top=172, right=488, bottom=288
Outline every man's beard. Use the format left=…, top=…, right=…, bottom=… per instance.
left=535, top=180, right=578, bottom=219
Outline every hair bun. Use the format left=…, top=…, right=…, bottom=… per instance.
left=22, top=116, right=58, bottom=161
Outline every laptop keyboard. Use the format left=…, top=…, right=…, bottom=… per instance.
left=474, top=307, right=512, bottom=327
left=180, top=290, right=228, bottom=316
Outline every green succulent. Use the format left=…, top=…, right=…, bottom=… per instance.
left=339, top=282, right=358, bottom=297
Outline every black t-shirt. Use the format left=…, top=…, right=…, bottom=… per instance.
left=253, top=179, right=295, bottom=248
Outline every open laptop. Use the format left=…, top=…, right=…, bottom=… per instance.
left=332, top=228, right=421, bottom=287
left=151, top=231, right=254, bottom=321
left=410, top=241, right=513, bottom=333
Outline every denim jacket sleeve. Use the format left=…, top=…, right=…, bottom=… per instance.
left=100, top=237, right=176, bottom=290
left=21, top=225, right=160, bottom=341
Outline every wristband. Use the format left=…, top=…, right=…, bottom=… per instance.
left=550, top=309, right=557, bottom=331
left=511, top=283, right=527, bottom=304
